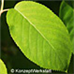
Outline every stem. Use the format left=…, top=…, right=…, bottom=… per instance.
left=0, top=0, right=9, bottom=17
left=0, top=9, right=9, bottom=14
left=1, top=0, right=4, bottom=11
left=0, top=0, right=4, bottom=16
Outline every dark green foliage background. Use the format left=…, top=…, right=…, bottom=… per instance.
left=0, top=0, right=74, bottom=74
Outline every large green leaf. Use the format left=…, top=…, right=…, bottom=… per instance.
left=6, top=1, right=72, bottom=71
left=0, top=59, right=7, bottom=74
left=59, top=1, right=74, bottom=54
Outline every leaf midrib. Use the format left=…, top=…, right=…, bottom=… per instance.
left=14, top=8, right=64, bottom=67
left=14, top=8, right=55, bottom=50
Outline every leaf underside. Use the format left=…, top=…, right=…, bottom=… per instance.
left=6, top=1, right=72, bottom=71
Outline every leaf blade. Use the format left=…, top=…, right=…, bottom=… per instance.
left=7, top=1, right=72, bottom=71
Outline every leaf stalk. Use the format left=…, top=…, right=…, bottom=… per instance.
left=0, top=0, right=9, bottom=17
left=1, top=0, right=4, bottom=11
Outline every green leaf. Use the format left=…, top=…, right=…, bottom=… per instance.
left=0, top=59, right=7, bottom=74
left=72, top=38, right=74, bottom=54
left=64, top=0, right=74, bottom=8
left=70, top=29, right=74, bottom=54
left=59, top=1, right=74, bottom=53
left=59, top=0, right=74, bottom=32
left=6, top=1, right=72, bottom=71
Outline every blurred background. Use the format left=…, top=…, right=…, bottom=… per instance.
left=0, top=0, right=74, bottom=74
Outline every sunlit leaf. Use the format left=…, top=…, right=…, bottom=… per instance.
left=6, top=1, right=72, bottom=71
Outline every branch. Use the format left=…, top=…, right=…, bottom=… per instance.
left=0, top=0, right=9, bottom=17
left=1, top=0, right=4, bottom=11
left=0, top=0, right=4, bottom=17
left=0, top=9, right=9, bottom=17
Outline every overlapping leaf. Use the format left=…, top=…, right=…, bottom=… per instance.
left=6, top=1, right=72, bottom=71
left=66, top=1, right=74, bottom=9
left=59, top=1, right=74, bottom=54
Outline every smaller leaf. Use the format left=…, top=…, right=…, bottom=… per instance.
left=59, top=0, right=74, bottom=54
left=59, top=0, right=74, bottom=32
left=72, top=38, right=74, bottom=54
left=70, top=29, right=74, bottom=54
left=66, top=1, right=74, bottom=8
left=70, top=28, right=74, bottom=40
left=0, top=59, right=7, bottom=74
